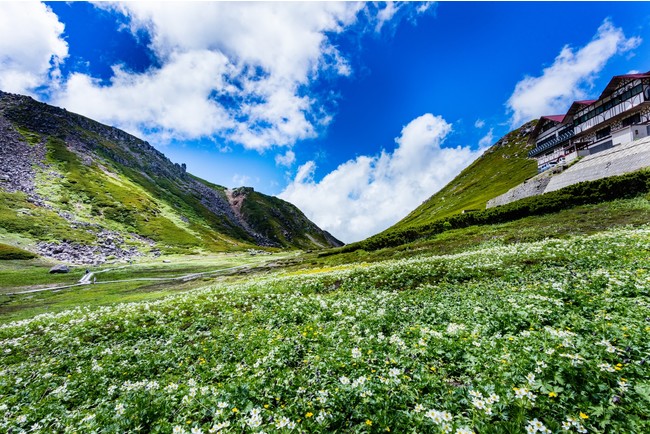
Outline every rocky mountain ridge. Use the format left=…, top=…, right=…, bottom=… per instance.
left=0, top=91, right=342, bottom=263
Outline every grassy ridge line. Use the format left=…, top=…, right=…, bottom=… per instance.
left=296, top=196, right=650, bottom=268
left=334, top=169, right=650, bottom=254
left=1, top=227, right=648, bottom=432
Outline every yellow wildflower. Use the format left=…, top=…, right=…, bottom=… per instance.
left=580, top=412, right=589, bottom=419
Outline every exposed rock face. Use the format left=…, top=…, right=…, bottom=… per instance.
left=225, top=187, right=279, bottom=247
left=0, top=113, right=47, bottom=205
left=49, top=264, right=70, bottom=274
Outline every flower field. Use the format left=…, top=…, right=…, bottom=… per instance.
left=1, top=227, right=649, bottom=433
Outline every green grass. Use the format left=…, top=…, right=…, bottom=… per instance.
left=0, top=252, right=292, bottom=323
left=0, top=279, right=191, bottom=324
left=0, top=243, right=37, bottom=260
left=15, top=126, right=41, bottom=146
left=343, top=170, right=650, bottom=254
left=0, top=190, right=95, bottom=243
left=0, top=259, right=87, bottom=291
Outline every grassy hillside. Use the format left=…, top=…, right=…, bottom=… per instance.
left=1, top=226, right=648, bottom=433
left=396, top=120, right=538, bottom=228
left=0, top=243, right=37, bottom=260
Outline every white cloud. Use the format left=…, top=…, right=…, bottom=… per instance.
left=416, top=2, right=437, bottom=14
left=374, top=2, right=400, bottom=32
left=0, top=2, right=68, bottom=95
left=50, top=2, right=368, bottom=149
left=3, top=2, right=434, bottom=151
left=478, top=128, right=494, bottom=148
left=279, top=114, right=483, bottom=243
left=275, top=150, right=296, bottom=168
left=507, top=19, right=641, bottom=127
left=371, top=1, right=436, bottom=33
left=474, top=119, right=485, bottom=129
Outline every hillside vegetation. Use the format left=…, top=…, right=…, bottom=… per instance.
left=1, top=226, right=648, bottom=433
left=397, top=120, right=538, bottom=228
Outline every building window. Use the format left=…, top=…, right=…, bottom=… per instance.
left=596, top=126, right=611, bottom=140
left=540, top=121, right=556, bottom=133
left=622, top=113, right=641, bottom=127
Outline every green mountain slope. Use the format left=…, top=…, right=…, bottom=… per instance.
left=0, top=91, right=342, bottom=263
left=396, top=120, right=538, bottom=228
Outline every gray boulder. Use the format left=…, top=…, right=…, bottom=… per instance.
left=49, top=264, right=70, bottom=274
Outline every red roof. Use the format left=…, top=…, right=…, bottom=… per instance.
left=564, top=100, right=597, bottom=121
left=541, top=115, right=565, bottom=123
left=529, top=114, right=566, bottom=143
left=598, top=71, right=650, bottom=100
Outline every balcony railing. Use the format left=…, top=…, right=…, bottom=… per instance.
left=528, top=129, right=575, bottom=157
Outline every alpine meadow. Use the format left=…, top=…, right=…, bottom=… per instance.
left=1, top=2, right=650, bottom=434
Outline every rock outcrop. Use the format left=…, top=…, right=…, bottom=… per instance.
left=49, top=264, right=70, bottom=274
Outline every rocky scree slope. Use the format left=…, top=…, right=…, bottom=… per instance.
left=0, top=91, right=342, bottom=264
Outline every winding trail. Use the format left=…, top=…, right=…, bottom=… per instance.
left=5, top=264, right=253, bottom=296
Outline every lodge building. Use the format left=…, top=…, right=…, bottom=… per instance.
left=528, top=71, right=650, bottom=171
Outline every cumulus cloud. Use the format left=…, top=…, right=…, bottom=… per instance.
left=0, top=2, right=68, bottom=94
left=50, top=2, right=370, bottom=149
left=275, top=150, right=296, bottom=168
left=474, top=119, right=485, bottom=129
left=279, top=114, right=483, bottom=243
left=507, top=19, right=641, bottom=127
left=54, top=50, right=233, bottom=142
left=3, top=2, right=435, bottom=151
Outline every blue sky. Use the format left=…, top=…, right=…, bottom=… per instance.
left=1, top=2, right=649, bottom=242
